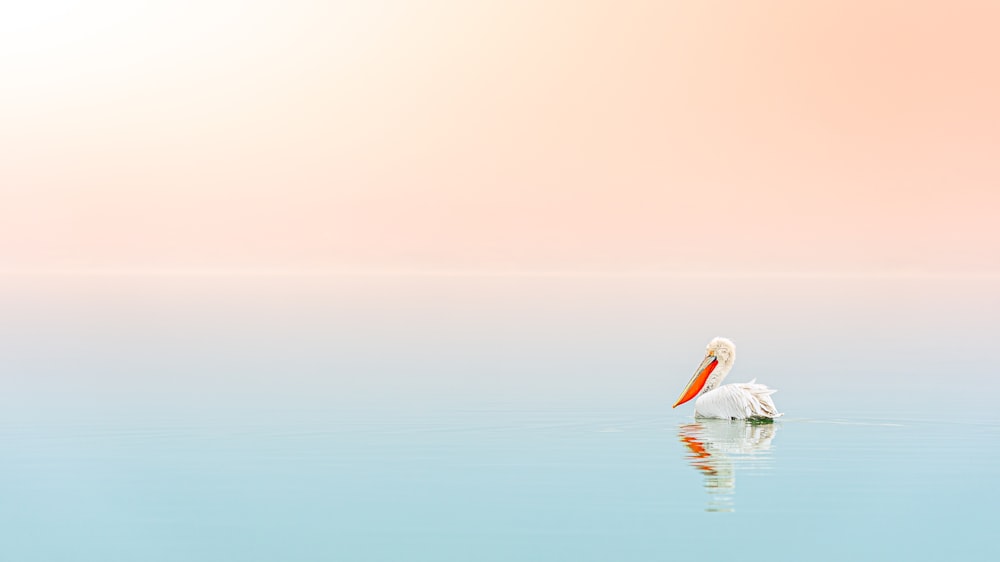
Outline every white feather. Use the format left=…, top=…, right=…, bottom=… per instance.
left=694, top=382, right=781, bottom=420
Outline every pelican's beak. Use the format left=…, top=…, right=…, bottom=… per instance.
left=672, top=354, right=718, bottom=408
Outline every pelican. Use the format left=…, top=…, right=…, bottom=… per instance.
left=672, top=337, right=781, bottom=420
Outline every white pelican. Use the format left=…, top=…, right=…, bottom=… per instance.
left=672, top=337, right=781, bottom=420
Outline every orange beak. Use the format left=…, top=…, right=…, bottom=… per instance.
left=672, top=354, right=718, bottom=408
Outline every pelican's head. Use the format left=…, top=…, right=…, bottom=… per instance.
left=705, top=337, right=736, bottom=367
left=672, top=337, right=737, bottom=408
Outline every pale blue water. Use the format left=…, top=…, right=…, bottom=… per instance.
left=1, top=275, right=998, bottom=561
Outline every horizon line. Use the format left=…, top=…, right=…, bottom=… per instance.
left=0, top=267, right=998, bottom=280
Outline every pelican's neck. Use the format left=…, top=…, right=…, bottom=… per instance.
left=700, top=359, right=734, bottom=395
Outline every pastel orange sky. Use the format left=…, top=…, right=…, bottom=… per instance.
left=2, top=1, right=997, bottom=273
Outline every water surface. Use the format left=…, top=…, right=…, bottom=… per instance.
left=1, top=274, right=997, bottom=561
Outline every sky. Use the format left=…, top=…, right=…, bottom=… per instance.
left=2, top=1, right=997, bottom=274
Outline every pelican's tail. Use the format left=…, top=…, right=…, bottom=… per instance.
left=738, top=379, right=782, bottom=419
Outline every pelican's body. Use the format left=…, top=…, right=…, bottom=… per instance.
left=672, top=338, right=781, bottom=420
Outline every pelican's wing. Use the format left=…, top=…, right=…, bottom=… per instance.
left=695, top=382, right=782, bottom=419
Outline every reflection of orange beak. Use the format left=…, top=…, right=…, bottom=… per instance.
left=672, top=355, right=718, bottom=408
left=678, top=424, right=716, bottom=475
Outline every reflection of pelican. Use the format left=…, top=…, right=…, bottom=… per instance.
left=673, top=337, right=781, bottom=419
left=678, top=420, right=778, bottom=512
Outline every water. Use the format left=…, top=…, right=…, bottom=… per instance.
left=1, top=274, right=998, bottom=561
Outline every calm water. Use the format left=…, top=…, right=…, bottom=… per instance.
left=1, top=274, right=998, bottom=561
